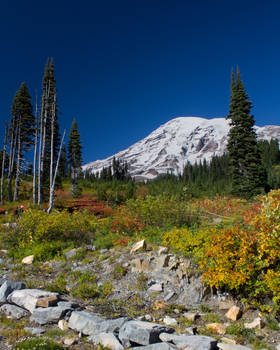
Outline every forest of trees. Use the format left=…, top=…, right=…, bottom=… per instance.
left=0, top=64, right=279, bottom=205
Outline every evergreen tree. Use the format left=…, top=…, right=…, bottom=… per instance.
left=8, top=82, right=34, bottom=201
left=68, top=119, right=82, bottom=197
left=227, top=68, right=265, bottom=197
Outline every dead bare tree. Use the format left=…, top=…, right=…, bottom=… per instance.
left=1, top=123, right=8, bottom=204
left=7, top=118, right=18, bottom=202
left=49, top=90, right=56, bottom=200
left=13, top=117, right=22, bottom=201
left=33, top=96, right=38, bottom=204
left=47, top=129, right=66, bottom=214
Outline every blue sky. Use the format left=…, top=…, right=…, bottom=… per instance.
left=0, top=0, right=279, bottom=164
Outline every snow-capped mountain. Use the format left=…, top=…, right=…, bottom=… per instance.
left=83, top=117, right=280, bottom=181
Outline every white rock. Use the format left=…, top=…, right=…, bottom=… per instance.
left=64, top=338, right=77, bottom=346
left=130, top=240, right=146, bottom=253
left=244, top=317, right=264, bottom=329
left=88, top=332, right=124, bottom=350
left=22, top=255, right=34, bottom=264
left=158, top=246, right=169, bottom=255
left=163, top=315, right=178, bottom=326
left=58, top=319, right=69, bottom=330
left=147, top=283, right=163, bottom=293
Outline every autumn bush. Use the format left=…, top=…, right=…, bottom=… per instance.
left=164, top=190, right=280, bottom=314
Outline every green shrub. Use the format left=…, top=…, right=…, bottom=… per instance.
left=12, top=209, right=97, bottom=249
left=15, top=337, right=64, bottom=350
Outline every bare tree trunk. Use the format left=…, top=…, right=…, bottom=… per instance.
left=13, top=117, right=21, bottom=201
left=37, top=104, right=43, bottom=204
left=33, top=98, right=38, bottom=204
left=38, top=83, right=50, bottom=204
left=49, top=91, right=56, bottom=200
left=47, top=129, right=66, bottom=214
left=1, top=123, right=8, bottom=204
left=8, top=118, right=18, bottom=202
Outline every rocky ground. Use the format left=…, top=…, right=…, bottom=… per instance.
left=0, top=240, right=280, bottom=349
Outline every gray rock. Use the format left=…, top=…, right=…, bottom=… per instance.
left=65, top=248, right=78, bottom=259
left=177, top=277, right=209, bottom=305
left=163, top=316, right=178, bottom=326
left=172, top=335, right=217, bottom=350
left=100, top=249, right=108, bottom=253
left=0, top=258, right=3, bottom=264
left=25, top=327, right=45, bottom=335
left=148, top=283, right=163, bottom=293
left=97, top=317, right=130, bottom=334
left=88, top=332, right=124, bottom=350
left=218, top=344, right=252, bottom=350
left=57, top=301, right=79, bottom=309
left=7, top=289, right=59, bottom=313
left=164, top=291, right=176, bottom=302
left=68, top=310, right=104, bottom=335
left=0, top=280, right=26, bottom=303
left=119, top=320, right=174, bottom=347
left=30, top=305, right=72, bottom=325
left=0, top=304, right=28, bottom=319
left=131, top=343, right=178, bottom=349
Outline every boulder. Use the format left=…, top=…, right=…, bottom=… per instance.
left=30, top=305, right=72, bottom=325
left=88, top=332, right=124, bottom=350
left=177, top=276, right=209, bottom=306
left=219, top=300, right=235, bottom=310
left=0, top=304, right=28, bottom=319
left=68, top=310, right=103, bottom=335
left=22, top=255, right=34, bottom=264
left=131, top=343, right=177, bottom=349
left=7, top=289, right=59, bottom=313
left=97, top=317, right=130, bottom=334
left=171, top=335, right=218, bottom=350
left=0, top=280, right=26, bottom=303
left=225, top=306, right=242, bottom=321
left=119, top=320, right=174, bottom=347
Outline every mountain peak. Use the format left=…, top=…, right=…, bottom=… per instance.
left=83, top=116, right=280, bottom=181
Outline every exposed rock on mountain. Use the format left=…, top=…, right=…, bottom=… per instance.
left=83, top=117, right=280, bottom=181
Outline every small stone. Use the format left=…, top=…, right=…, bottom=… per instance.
left=64, top=338, right=77, bottom=346
left=152, top=300, right=167, bottom=310
left=244, top=317, right=264, bottom=329
left=219, top=300, right=235, bottom=310
left=100, top=249, right=108, bottom=254
left=185, top=326, right=197, bottom=335
left=147, top=283, right=163, bottom=293
left=36, top=295, right=58, bottom=308
left=58, top=319, right=69, bottom=330
left=145, top=314, right=151, bottom=321
left=22, top=255, right=34, bottom=264
left=88, top=332, right=124, bottom=350
left=174, top=308, right=180, bottom=314
left=25, top=327, right=45, bottom=335
left=220, top=337, right=237, bottom=345
left=225, top=306, right=242, bottom=321
left=163, top=315, right=178, bottom=326
left=207, top=322, right=227, bottom=335
left=164, top=291, right=175, bottom=302
left=218, top=344, right=252, bottom=350
left=183, top=312, right=199, bottom=322
left=158, top=246, right=169, bottom=255
left=130, top=239, right=146, bottom=253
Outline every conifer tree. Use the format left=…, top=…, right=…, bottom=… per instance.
left=68, top=119, right=82, bottom=197
left=227, top=68, right=265, bottom=197
left=8, top=82, right=34, bottom=201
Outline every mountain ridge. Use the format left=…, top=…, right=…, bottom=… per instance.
left=83, top=116, right=280, bottom=181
